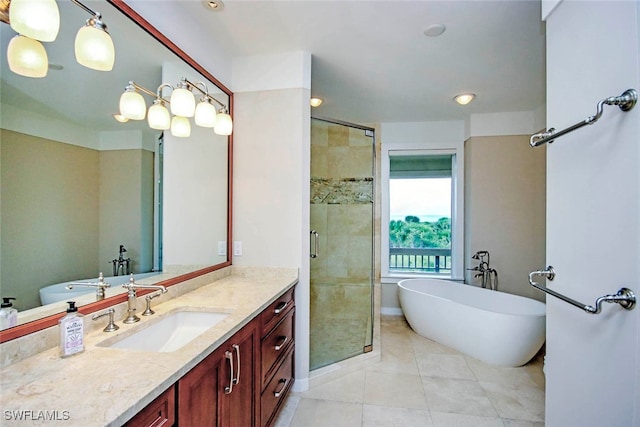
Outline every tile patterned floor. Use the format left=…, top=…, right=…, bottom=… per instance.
left=275, top=315, right=545, bottom=427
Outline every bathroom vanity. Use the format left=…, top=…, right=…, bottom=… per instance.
left=0, top=268, right=297, bottom=427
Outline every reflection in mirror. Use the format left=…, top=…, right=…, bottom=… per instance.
left=0, top=0, right=232, bottom=336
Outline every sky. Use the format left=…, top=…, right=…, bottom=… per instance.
left=390, top=178, right=451, bottom=222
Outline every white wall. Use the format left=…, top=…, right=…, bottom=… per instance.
left=232, top=51, right=312, bottom=391
left=544, top=1, right=640, bottom=425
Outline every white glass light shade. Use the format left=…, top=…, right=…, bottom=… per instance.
left=75, top=25, right=115, bottom=71
left=7, top=35, right=48, bottom=78
left=194, top=101, right=217, bottom=128
left=148, top=102, right=171, bottom=130
left=171, top=116, right=191, bottom=137
left=454, top=93, right=475, bottom=105
left=9, top=0, right=60, bottom=42
left=214, top=112, right=233, bottom=136
left=119, top=90, right=146, bottom=120
left=170, top=87, right=196, bottom=117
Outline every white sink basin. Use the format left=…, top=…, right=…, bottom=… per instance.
left=100, top=310, right=229, bottom=352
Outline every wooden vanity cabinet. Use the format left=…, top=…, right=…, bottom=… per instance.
left=177, top=322, right=256, bottom=427
left=127, top=286, right=295, bottom=427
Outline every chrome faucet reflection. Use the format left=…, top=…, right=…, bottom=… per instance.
left=121, top=274, right=167, bottom=324
left=66, top=272, right=111, bottom=300
left=111, top=244, right=131, bottom=276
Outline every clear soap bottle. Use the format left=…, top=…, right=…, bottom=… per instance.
left=59, top=301, right=85, bottom=357
left=0, top=297, right=18, bottom=330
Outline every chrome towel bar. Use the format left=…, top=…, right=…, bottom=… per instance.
left=530, top=88, right=637, bottom=147
left=529, top=266, right=636, bottom=314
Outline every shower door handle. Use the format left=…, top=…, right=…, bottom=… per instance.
left=310, top=230, right=319, bottom=258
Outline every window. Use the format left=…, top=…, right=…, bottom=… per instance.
left=382, top=150, right=463, bottom=279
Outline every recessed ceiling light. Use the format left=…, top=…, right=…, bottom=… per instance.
left=454, top=93, right=476, bottom=105
left=424, top=24, right=446, bottom=38
left=48, top=63, right=63, bottom=71
left=203, top=0, right=224, bottom=11
left=310, top=97, right=323, bottom=107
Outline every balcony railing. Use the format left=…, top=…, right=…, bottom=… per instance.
left=389, top=247, right=452, bottom=274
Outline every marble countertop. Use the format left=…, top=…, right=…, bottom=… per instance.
left=0, top=269, right=298, bottom=426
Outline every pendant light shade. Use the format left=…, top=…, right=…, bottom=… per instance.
left=171, top=116, right=191, bottom=137
left=119, top=86, right=146, bottom=120
left=9, top=0, right=60, bottom=42
left=195, top=100, right=217, bottom=128
left=74, top=19, right=115, bottom=71
left=170, top=86, right=196, bottom=117
left=214, top=111, right=233, bottom=136
left=7, top=35, right=48, bottom=78
left=148, top=100, right=171, bottom=130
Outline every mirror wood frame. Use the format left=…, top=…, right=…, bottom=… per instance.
left=0, top=0, right=234, bottom=344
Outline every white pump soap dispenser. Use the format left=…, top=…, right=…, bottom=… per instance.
left=59, top=301, right=85, bottom=357
left=0, top=297, right=18, bottom=330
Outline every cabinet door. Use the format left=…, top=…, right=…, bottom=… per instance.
left=220, top=323, right=257, bottom=427
left=177, top=347, right=223, bottom=427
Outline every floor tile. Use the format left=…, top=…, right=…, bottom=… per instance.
left=364, top=370, right=429, bottom=410
left=422, top=377, right=498, bottom=417
left=416, top=353, right=476, bottom=380
left=362, top=404, right=433, bottom=427
left=299, top=370, right=365, bottom=403
left=465, top=357, right=538, bottom=388
left=288, top=398, right=363, bottom=427
left=430, top=411, right=505, bottom=427
left=481, top=381, right=545, bottom=422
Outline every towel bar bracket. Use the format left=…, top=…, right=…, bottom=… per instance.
left=528, top=266, right=636, bottom=314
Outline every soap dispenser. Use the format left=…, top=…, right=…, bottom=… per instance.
left=59, top=301, right=85, bottom=357
left=0, top=297, right=18, bottom=330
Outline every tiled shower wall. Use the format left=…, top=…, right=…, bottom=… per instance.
left=310, top=120, right=375, bottom=370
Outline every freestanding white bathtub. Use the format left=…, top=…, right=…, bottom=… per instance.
left=398, top=278, right=545, bottom=367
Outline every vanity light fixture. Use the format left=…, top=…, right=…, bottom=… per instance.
left=6, top=33, right=48, bottom=78
left=118, top=78, right=233, bottom=136
left=454, top=93, right=476, bottom=105
left=310, top=97, right=323, bottom=107
left=9, top=0, right=60, bottom=42
left=71, top=0, right=115, bottom=71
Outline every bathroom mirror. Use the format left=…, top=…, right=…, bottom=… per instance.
left=0, top=0, right=232, bottom=339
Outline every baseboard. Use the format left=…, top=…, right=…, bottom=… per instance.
left=381, top=307, right=403, bottom=316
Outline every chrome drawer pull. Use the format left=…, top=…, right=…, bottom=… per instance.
left=274, top=301, right=288, bottom=314
left=274, top=336, right=288, bottom=351
left=232, top=344, right=240, bottom=385
left=273, top=378, right=288, bottom=398
left=224, top=350, right=234, bottom=394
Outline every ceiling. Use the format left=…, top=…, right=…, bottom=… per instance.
left=163, top=0, right=547, bottom=125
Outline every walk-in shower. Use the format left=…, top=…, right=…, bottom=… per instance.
left=309, top=117, right=375, bottom=370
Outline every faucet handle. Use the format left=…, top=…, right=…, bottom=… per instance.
left=142, top=291, right=163, bottom=316
left=92, top=308, right=119, bottom=332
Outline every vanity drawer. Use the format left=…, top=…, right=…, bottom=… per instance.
left=261, top=346, right=294, bottom=427
left=260, top=287, right=295, bottom=335
left=124, top=384, right=175, bottom=427
left=261, top=308, right=294, bottom=390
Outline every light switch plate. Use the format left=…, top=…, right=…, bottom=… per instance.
left=218, top=241, right=226, bottom=256
left=233, top=241, right=242, bottom=256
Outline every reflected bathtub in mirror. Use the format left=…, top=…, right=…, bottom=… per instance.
left=398, top=278, right=546, bottom=367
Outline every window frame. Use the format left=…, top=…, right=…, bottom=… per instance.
left=382, top=147, right=464, bottom=281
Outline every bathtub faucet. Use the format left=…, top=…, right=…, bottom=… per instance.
left=66, top=272, right=111, bottom=300
left=110, top=244, right=131, bottom=276
left=469, top=250, right=498, bottom=291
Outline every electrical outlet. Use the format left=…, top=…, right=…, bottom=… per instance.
left=218, top=241, right=226, bottom=256
left=233, top=241, right=242, bottom=256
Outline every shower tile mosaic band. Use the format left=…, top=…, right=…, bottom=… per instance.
left=311, top=177, right=374, bottom=204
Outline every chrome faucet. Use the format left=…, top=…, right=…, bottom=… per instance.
left=121, top=274, right=167, bottom=324
left=67, top=272, right=111, bottom=300
left=468, top=250, right=499, bottom=291
left=111, top=244, right=131, bottom=276
left=92, top=308, right=119, bottom=332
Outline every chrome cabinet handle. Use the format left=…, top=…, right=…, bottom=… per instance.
left=273, top=378, right=288, bottom=398
left=274, top=301, right=288, bottom=314
left=232, top=344, right=240, bottom=385
left=274, top=336, right=288, bottom=351
left=224, top=350, right=234, bottom=394
left=310, top=230, right=319, bottom=258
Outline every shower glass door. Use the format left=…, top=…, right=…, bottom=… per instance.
left=310, top=117, right=375, bottom=370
